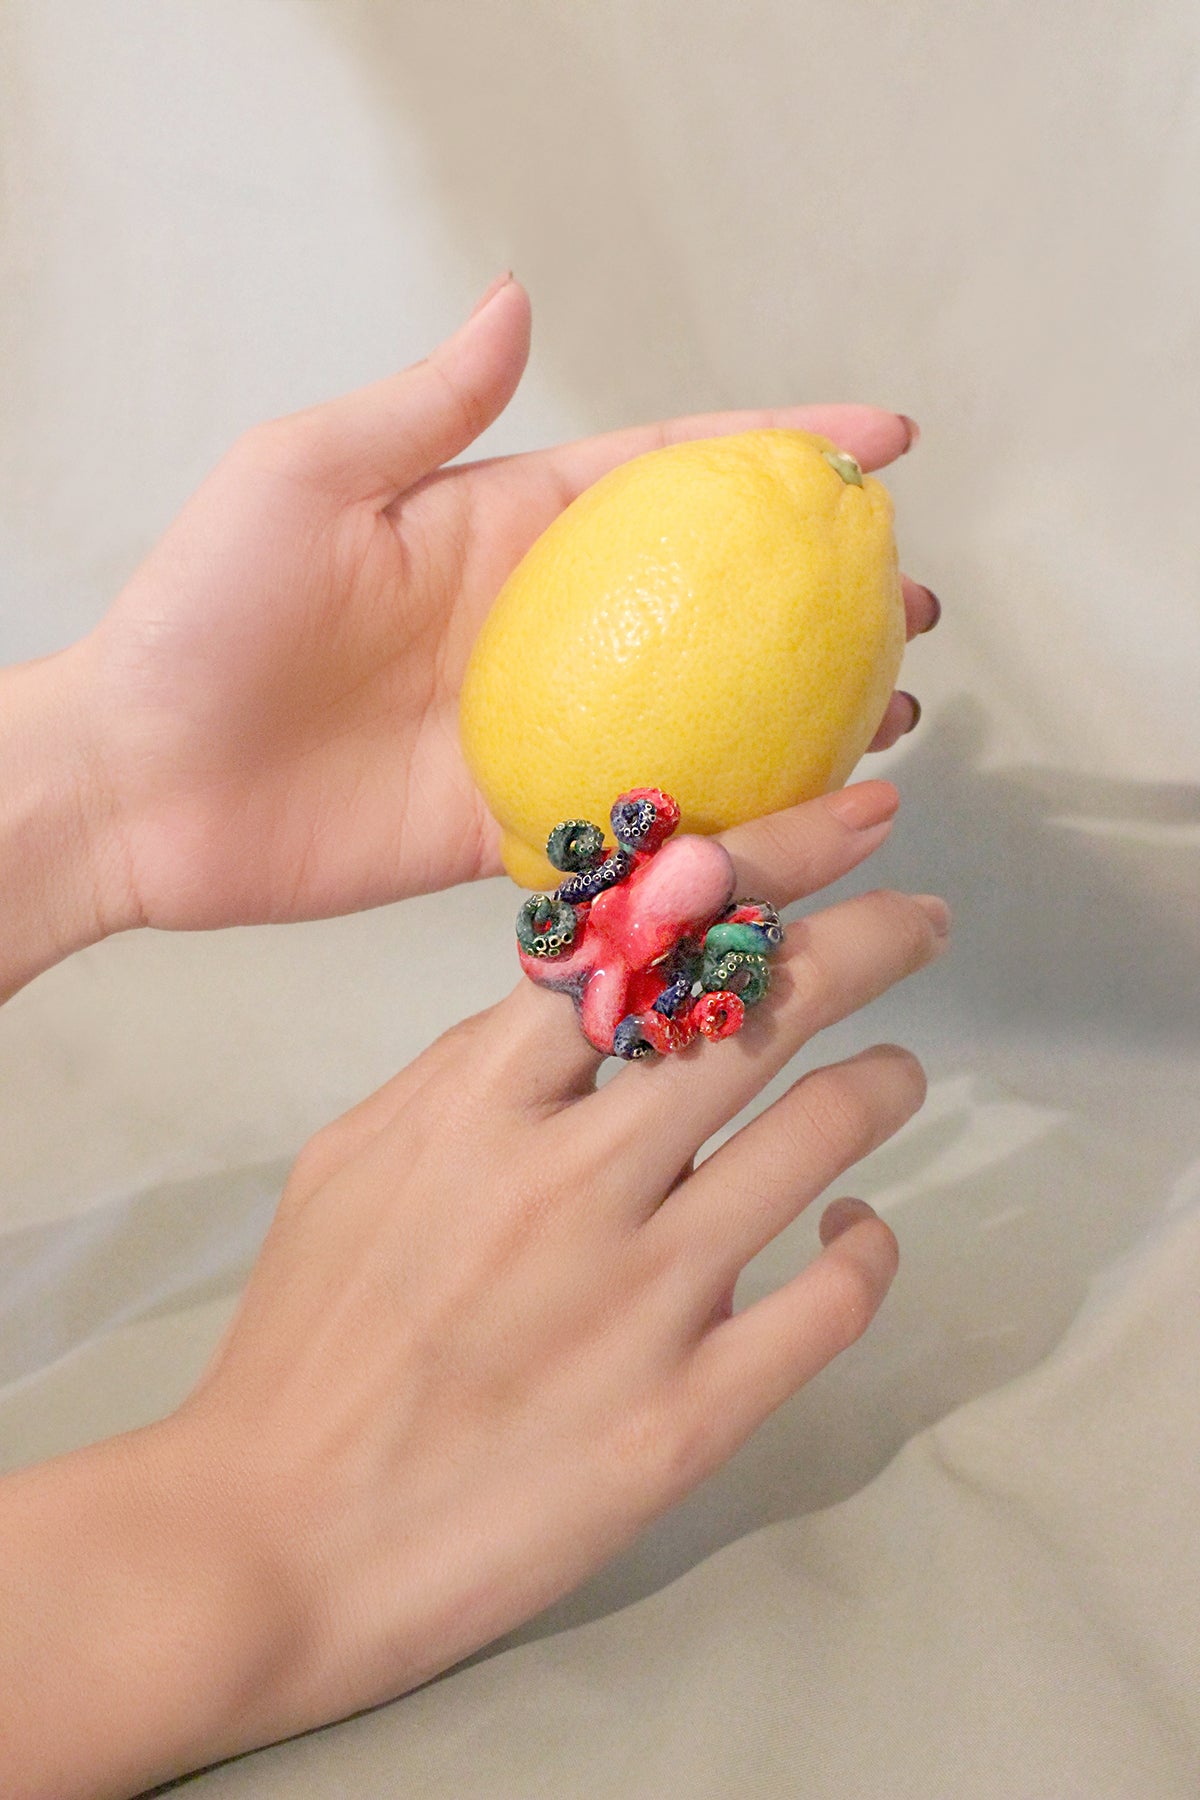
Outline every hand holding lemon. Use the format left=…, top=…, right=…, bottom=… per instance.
left=78, top=276, right=935, bottom=941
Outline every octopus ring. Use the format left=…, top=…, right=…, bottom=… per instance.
left=515, top=787, right=782, bottom=1059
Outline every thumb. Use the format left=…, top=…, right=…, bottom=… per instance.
left=281, top=274, right=532, bottom=504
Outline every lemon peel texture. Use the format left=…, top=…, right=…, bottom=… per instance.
left=459, top=429, right=905, bottom=888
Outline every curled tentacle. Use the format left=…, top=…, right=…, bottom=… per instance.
left=610, top=788, right=681, bottom=855
left=516, top=892, right=578, bottom=959
left=612, top=1013, right=657, bottom=1060
left=640, top=1009, right=693, bottom=1054
left=546, top=818, right=606, bottom=874
left=690, top=990, right=746, bottom=1040
left=556, top=846, right=634, bottom=905
left=703, top=919, right=776, bottom=961
left=700, top=946, right=771, bottom=1006
left=721, top=898, right=783, bottom=947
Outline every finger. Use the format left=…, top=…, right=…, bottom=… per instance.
left=647, top=1044, right=924, bottom=1291
left=683, top=1206, right=898, bottom=1451
left=526, top=404, right=916, bottom=507
left=588, top=888, right=949, bottom=1200
left=866, top=690, right=921, bottom=752
left=263, top=275, right=532, bottom=504
left=714, top=779, right=900, bottom=910
left=902, top=574, right=941, bottom=639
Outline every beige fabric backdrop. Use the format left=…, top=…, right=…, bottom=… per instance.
left=1, top=2, right=1198, bottom=1794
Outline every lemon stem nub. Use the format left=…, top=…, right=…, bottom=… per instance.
left=823, top=450, right=864, bottom=486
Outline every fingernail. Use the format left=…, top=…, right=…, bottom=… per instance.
left=825, top=780, right=901, bottom=831
left=921, top=589, right=942, bottom=632
left=469, top=270, right=514, bottom=319
left=821, top=1198, right=878, bottom=1244
left=912, top=893, right=951, bottom=936
left=898, top=415, right=921, bottom=452
left=901, top=691, right=921, bottom=731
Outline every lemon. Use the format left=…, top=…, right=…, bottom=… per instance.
left=459, top=429, right=905, bottom=888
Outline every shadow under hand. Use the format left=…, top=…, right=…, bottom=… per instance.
left=477, top=696, right=1200, bottom=1653
left=879, top=695, right=1200, bottom=1055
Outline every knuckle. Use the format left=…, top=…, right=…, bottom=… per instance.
left=231, top=416, right=296, bottom=469
left=787, top=940, right=838, bottom=1022
left=231, top=412, right=330, bottom=483
left=608, top=1392, right=713, bottom=1505
left=790, top=1068, right=874, bottom=1162
left=745, top=810, right=800, bottom=875
left=285, top=1122, right=347, bottom=1201
left=435, top=1008, right=493, bottom=1058
left=504, top=1165, right=563, bottom=1235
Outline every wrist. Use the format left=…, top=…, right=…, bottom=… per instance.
left=0, top=648, right=138, bottom=1001
left=0, top=1413, right=315, bottom=1798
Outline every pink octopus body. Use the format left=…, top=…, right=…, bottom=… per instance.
left=516, top=789, right=782, bottom=1059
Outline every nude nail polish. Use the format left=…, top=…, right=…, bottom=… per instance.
left=825, top=782, right=901, bottom=830
left=912, top=893, right=951, bottom=936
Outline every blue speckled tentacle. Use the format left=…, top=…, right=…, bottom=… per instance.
left=651, top=937, right=703, bottom=1017
left=610, top=796, right=658, bottom=850
left=555, top=847, right=634, bottom=905
left=613, top=1014, right=656, bottom=1060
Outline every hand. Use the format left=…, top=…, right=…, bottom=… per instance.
left=86, top=786, right=947, bottom=1798
left=183, top=785, right=948, bottom=1758
left=64, top=276, right=938, bottom=935
left=0, top=784, right=948, bottom=1795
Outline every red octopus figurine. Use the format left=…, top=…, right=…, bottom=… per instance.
left=516, top=788, right=783, bottom=1059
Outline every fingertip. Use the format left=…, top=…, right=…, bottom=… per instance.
left=866, top=690, right=921, bottom=753
left=824, top=779, right=901, bottom=832
left=820, top=1205, right=900, bottom=1308
left=820, top=406, right=916, bottom=472
left=819, top=1196, right=878, bottom=1245
left=461, top=271, right=530, bottom=340
left=446, top=273, right=532, bottom=386
left=901, top=574, right=942, bottom=638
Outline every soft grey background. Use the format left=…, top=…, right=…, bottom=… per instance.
left=1, top=2, right=1198, bottom=1795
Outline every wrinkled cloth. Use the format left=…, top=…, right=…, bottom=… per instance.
left=2, top=2, right=1197, bottom=1795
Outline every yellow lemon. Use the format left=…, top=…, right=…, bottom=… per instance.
left=459, top=429, right=905, bottom=888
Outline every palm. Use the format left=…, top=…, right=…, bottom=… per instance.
left=81, top=281, right=931, bottom=931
